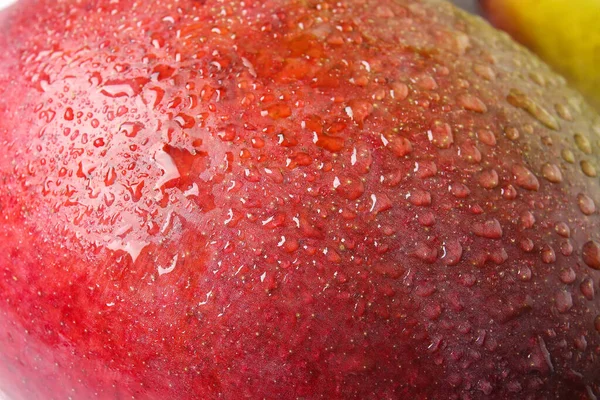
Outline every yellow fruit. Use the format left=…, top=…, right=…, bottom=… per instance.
left=481, top=0, right=600, bottom=108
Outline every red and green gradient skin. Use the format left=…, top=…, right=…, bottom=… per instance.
left=1, top=0, right=600, bottom=398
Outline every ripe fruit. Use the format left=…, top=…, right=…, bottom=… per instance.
left=480, top=0, right=600, bottom=109
left=1, top=0, right=600, bottom=398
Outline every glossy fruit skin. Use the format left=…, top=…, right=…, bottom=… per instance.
left=1, top=0, right=600, bottom=399
left=480, top=0, right=600, bottom=110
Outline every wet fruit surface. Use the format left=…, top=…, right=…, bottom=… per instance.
left=1, top=0, right=600, bottom=399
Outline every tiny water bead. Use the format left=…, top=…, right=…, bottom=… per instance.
left=577, top=193, right=596, bottom=215
left=457, top=93, right=487, bottom=113
left=559, top=268, right=576, bottom=284
left=472, top=219, right=503, bottom=239
left=512, top=165, right=539, bottom=191
left=554, top=222, right=570, bottom=238
left=479, top=169, right=499, bottom=189
left=582, top=241, right=600, bottom=270
left=428, top=122, right=454, bottom=149
left=574, top=133, right=593, bottom=154
left=580, top=160, right=598, bottom=177
left=580, top=277, right=595, bottom=300
left=541, top=163, right=562, bottom=183
left=555, top=290, right=573, bottom=313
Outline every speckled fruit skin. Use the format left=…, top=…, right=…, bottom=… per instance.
left=1, top=0, right=600, bottom=399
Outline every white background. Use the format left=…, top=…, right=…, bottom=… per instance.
left=0, top=0, right=16, bottom=9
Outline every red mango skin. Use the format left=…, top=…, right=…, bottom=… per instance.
left=1, top=0, right=600, bottom=399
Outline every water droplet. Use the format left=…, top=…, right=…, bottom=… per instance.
left=457, top=93, right=487, bottom=113
left=103, top=191, right=115, bottom=206
left=174, top=113, right=195, bottom=129
left=158, top=254, right=179, bottom=276
left=519, top=237, right=535, bottom=252
left=316, top=135, right=345, bottom=152
left=477, top=129, right=496, bottom=146
left=412, top=242, right=438, bottom=264
left=391, top=81, right=409, bottom=101
left=408, top=190, right=431, bottom=206
left=559, top=239, right=573, bottom=256
left=561, top=149, right=575, bottom=164
left=104, top=167, right=117, bottom=186
left=346, top=100, right=373, bottom=125
left=101, top=77, right=150, bottom=98
left=388, top=136, right=412, bottom=157
left=505, top=126, right=520, bottom=141
left=415, top=161, right=437, bottom=179
left=336, top=177, right=365, bottom=200
left=541, top=163, right=562, bottom=183
left=422, top=303, right=442, bottom=320
left=479, top=169, right=499, bottom=189
left=266, top=103, right=292, bottom=119
left=152, top=64, right=176, bottom=81
left=119, top=122, right=144, bottom=138
left=512, top=164, right=539, bottom=191
left=582, top=241, right=600, bottom=270
left=580, top=160, right=597, bottom=177
left=428, top=122, right=454, bottom=149
left=415, top=73, right=437, bottom=91
left=473, top=64, right=496, bottom=81
left=507, top=381, right=523, bottom=393
left=154, top=147, right=181, bottom=189
left=442, top=239, right=463, bottom=266
left=574, top=335, right=588, bottom=351
left=580, top=277, right=595, bottom=300
left=472, top=219, right=503, bottom=239
left=450, top=182, right=470, bottom=198
left=477, top=380, right=493, bottom=395
left=446, top=373, right=462, bottom=388
left=559, top=268, right=576, bottom=284
left=417, top=211, right=435, bottom=226
left=372, top=263, right=404, bottom=279
left=574, top=133, right=592, bottom=154
left=64, top=107, right=74, bottom=121
left=528, top=336, right=554, bottom=374
left=529, top=71, right=547, bottom=86
left=460, top=142, right=482, bottom=163
left=415, top=282, right=436, bottom=297
left=555, top=290, right=573, bottom=313
left=294, top=152, right=312, bottom=167
left=520, top=211, right=536, bottom=229
left=517, top=265, right=532, bottom=281
left=502, top=184, right=517, bottom=200
left=555, top=222, right=570, bottom=238
left=39, top=109, right=56, bottom=124
left=594, top=315, right=600, bottom=333
left=577, top=193, right=596, bottom=215
left=555, top=103, right=573, bottom=121
left=107, top=239, right=149, bottom=263
left=541, top=245, right=556, bottom=264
